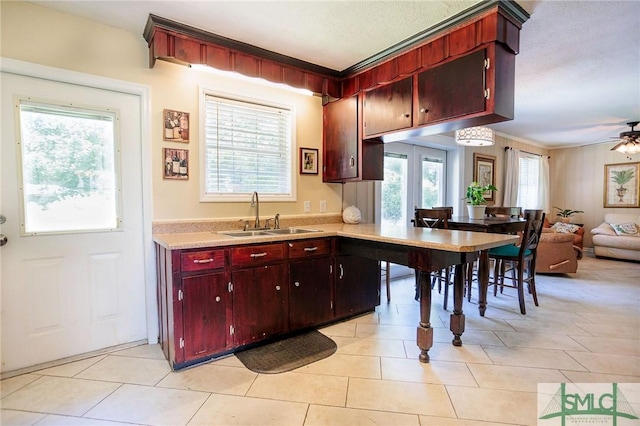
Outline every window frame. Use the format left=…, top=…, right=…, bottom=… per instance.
left=199, top=87, right=297, bottom=202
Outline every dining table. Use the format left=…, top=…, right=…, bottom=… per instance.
left=447, top=216, right=527, bottom=316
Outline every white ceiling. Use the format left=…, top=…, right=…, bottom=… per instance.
left=28, top=0, right=640, bottom=149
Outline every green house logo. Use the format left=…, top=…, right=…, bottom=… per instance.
left=539, top=383, right=639, bottom=425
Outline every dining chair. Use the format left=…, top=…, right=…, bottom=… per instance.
left=466, top=206, right=522, bottom=297
left=488, top=209, right=545, bottom=314
left=485, top=206, right=522, bottom=218
left=412, top=207, right=455, bottom=309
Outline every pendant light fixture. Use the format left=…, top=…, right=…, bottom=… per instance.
left=610, top=121, right=640, bottom=154
left=455, top=126, right=495, bottom=146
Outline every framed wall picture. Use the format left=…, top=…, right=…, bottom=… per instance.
left=604, top=162, right=639, bottom=207
left=473, top=153, right=496, bottom=202
left=163, top=148, right=189, bottom=180
left=163, top=109, right=189, bottom=142
left=300, top=148, right=318, bottom=174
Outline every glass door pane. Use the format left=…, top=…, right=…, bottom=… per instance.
left=421, top=157, right=444, bottom=208
left=381, top=152, right=408, bottom=226
left=17, top=100, right=121, bottom=235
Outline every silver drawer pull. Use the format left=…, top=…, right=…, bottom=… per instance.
left=304, top=247, right=318, bottom=252
left=250, top=252, right=268, bottom=258
left=294, top=281, right=300, bottom=287
left=215, top=296, right=221, bottom=302
left=193, top=258, right=214, bottom=264
left=275, top=285, right=281, bottom=291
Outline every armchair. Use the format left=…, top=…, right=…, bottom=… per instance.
left=542, top=217, right=584, bottom=250
left=536, top=230, right=582, bottom=273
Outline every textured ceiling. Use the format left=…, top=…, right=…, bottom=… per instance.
left=26, top=0, right=640, bottom=150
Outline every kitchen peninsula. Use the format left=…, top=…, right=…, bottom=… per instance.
left=154, top=222, right=518, bottom=369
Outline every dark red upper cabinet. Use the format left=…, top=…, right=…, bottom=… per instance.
left=363, top=77, right=413, bottom=137
left=416, top=49, right=487, bottom=126
left=323, top=95, right=359, bottom=182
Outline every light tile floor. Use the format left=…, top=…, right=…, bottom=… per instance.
left=2, top=254, right=639, bottom=426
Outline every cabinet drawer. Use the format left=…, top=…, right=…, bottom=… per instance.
left=181, top=249, right=226, bottom=272
left=288, top=238, right=331, bottom=259
left=231, top=243, right=285, bottom=268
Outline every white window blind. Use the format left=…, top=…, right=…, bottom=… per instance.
left=517, top=154, right=540, bottom=209
left=203, top=94, right=294, bottom=200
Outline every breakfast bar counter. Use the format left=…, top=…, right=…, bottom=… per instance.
left=154, top=223, right=518, bottom=365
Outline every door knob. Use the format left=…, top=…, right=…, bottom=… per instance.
left=0, top=235, right=7, bottom=246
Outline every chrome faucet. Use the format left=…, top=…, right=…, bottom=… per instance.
left=250, top=191, right=260, bottom=228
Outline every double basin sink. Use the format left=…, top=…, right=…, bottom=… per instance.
left=219, top=228, right=320, bottom=238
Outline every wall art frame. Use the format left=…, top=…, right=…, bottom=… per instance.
left=300, top=147, right=318, bottom=175
left=163, top=109, right=190, bottom=142
left=473, top=153, right=496, bottom=202
left=163, top=148, right=189, bottom=180
left=604, top=162, right=640, bottom=207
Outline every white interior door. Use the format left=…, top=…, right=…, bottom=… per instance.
left=1, top=71, right=147, bottom=373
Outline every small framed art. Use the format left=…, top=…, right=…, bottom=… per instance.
left=163, top=109, right=189, bottom=142
left=163, top=148, right=189, bottom=180
left=473, top=153, right=496, bottom=202
left=300, top=148, right=318, bottom=174
left=604, top=162, right=639, bottom=207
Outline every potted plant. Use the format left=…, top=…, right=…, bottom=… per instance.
left=553, top=206, right=584, bottom=223
left=464, top=181, right=498, bottom=219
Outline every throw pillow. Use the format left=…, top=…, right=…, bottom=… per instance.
left=551, top=222, right=580, bottom=234
left=610, top=222, right=639, bottom=236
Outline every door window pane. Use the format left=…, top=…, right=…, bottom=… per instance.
left=421, top=157, right=444, bottom=208
left=381, top=152, right=408, bottom=226
left=18, top=100, right=121, bottom=234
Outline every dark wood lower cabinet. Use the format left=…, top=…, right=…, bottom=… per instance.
left=155, top=238, right=381, bottom=369
left=182, top=271, right=231, bottom=362
left=232, top=264, right=289, bottom=346
left=289, top=257, right=333, bottom=329
left=334, top=255, right=381, bottom=318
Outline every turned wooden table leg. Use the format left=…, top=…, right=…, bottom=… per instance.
left=478, top=250, right=489, bottom=317
left=450, top=263, right=466, bottom=346
left=416, top=270, right=433, bottom=362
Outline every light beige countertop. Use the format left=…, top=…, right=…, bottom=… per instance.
left=153, top=222, right=519, bottom=252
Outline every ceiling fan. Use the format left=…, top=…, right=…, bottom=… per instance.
left=610, top=121, right=640, bottom=154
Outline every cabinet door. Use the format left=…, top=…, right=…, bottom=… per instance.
left=182, top=271, right=231, bottom=361
left=323, top=95, right=358, bottom=181
left=334, top=255, right=380, bottom=318
left=416, top=49, right=486, bottom=126
left=363, top=77, right=412, bottom=137
left=232, top=264, right=288, bottom=346
left=289, top=257, right=333, bottom=329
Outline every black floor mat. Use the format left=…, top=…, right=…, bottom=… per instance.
left=235, top=330, right=337, bottom=374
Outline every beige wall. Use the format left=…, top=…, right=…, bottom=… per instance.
left=1, top=1, right=343, bottom=222
left=549, top=144, right=640, bottom=247
left=461, top=133, right=549, bottom=208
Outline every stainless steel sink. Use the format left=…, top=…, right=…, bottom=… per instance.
left=266, top=228, right=319, bottom=235
left=218, top=230, right=271, bottom=238
left=219, top=228, right=319, bottom=238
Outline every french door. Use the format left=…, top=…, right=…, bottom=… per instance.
left=376, top=142, right=447, bottom=279
left=377, top=142, right=447, bottom=227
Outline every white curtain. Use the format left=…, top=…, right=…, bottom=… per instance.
left=539, top=155, right=550, bottom=214
left=503, top=148, right=519, bottom=206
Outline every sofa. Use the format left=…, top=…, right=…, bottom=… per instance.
left=590, top=213, right=640, bottom=262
